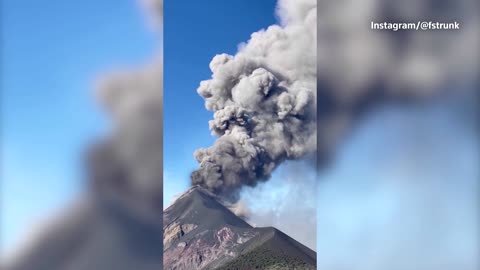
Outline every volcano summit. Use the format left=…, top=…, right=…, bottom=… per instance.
left=163, top=186, right=316, bottom=270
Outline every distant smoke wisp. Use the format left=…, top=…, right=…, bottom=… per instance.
left=92, top=0, right=164, bottom=206
left=191, top=0, right=317, bottom=199
left=96, top=59, right=163, bottom=198
left=140, top=0, right=163, bottom=30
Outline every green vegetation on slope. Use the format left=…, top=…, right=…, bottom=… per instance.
left=215, top=246, right=315, bottom=270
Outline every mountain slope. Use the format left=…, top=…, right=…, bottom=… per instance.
left=163, top=186, right=316, bottom=270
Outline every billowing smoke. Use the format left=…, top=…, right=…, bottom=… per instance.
left=191, top=0, right=317, bottom=199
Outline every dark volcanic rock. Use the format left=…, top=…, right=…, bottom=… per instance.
left=163, top=186, right=316, bottom=270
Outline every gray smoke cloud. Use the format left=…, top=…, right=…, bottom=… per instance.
left=191, top=0, right=317, bottom=198
left=315, top=0, right=479, bottom=164
left=95, top=57, right=163, bottom=205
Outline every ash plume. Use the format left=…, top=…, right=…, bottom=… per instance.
left=191, top=0, right=317, bottom=198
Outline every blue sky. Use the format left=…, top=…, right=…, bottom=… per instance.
left=163, top=0, right=277, bottom=205
left=2, top=0, right=157, bottom=249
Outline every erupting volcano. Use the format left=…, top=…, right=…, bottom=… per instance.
left=163, top=186, right=316, bottom=270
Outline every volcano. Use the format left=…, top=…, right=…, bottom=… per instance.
left=163, top=186, right=316, bottom=270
